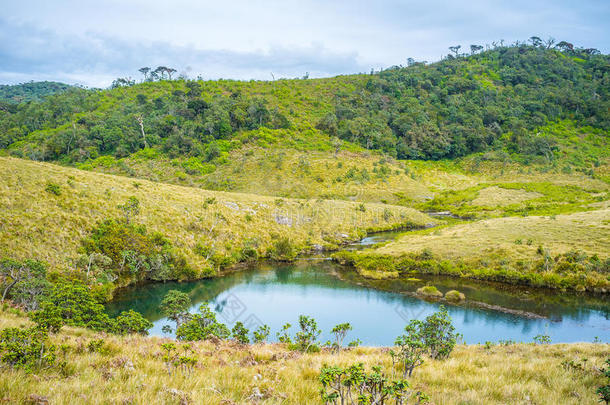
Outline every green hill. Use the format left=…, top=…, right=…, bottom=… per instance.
left=0, top=81, right=75, bottom=104
left=0, top=43, right=607, bottom=190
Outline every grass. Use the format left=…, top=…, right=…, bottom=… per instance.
left=0, top=309, right=606, bottom=404
left=0, top=157, right=434, bottom=280
left=375, top=209, right=610, bottom=261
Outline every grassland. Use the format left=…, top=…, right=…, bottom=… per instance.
left=0, top=156, right=433, bottom=280
left=0, top=308, right=606, bottom=405
left=376, top=209, right=610, bottom=260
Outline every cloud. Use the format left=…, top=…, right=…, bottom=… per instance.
left=1, top=0, right=609, bottom=87
left=0, top=18, right=366, bottom=87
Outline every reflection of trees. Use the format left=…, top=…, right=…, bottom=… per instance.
left=107, top=259, right=610, bottom=342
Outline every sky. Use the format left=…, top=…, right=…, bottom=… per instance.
left=1, top=0, right=609, bottom=88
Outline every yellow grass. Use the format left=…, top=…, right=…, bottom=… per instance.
left=375, top=209, right=610, bottom=261
left=0, top=310, right=606, bottom=405
left=471, top=186, right=542, bottom=207
left=0, top=157, right=434, bottom=274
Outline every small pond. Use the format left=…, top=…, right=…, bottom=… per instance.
left=107, top=258, right=610, bottom=346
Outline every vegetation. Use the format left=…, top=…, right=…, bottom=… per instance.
left=0, top=81, right=74, bottom=104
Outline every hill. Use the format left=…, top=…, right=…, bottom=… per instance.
left=0, top=81, right=74, bottom=104
left=0, top=42, right=607, bottom=192
left=0, top=156, right=432, bottom=292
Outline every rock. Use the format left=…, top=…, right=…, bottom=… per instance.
left=223, top=201, right=239, bottom=211
left=274, top=214, right=292, bottom=226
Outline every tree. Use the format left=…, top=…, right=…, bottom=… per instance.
left=392, top=320, right=427, bottom=377
left=0, top=259, right=47, bottom=305
left=421, top=306, right=457, bottom=359
left=166, top=68, right=177, bottom=80
left=529, top=36, right=543, bottom=47
left=117, top=196, right=140, bottom=224
left=159, top=290, right=192, bottom=330
left=138, top=67, right=151, bottom=81
left=330, top=323, right=352, bottom=352
left=556, top=41, right=574, bottom=53
left=448, top=45, right=461, bottom=57
left=470, top=44, right=483, bottom=55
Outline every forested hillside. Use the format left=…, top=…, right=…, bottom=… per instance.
left=0, top=42, right=607, bottom=173
left=0, top=81, right=74, bottom=104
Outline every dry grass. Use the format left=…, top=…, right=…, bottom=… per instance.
left=376, top=209, right=610, bottom=261
left=0, top=310, right=606, bottom=405
left=471, top=186, right=542, bottom=207
left=0, top=157, right=433, bottom=273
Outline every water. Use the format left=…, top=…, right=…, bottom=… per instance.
left=107, top=259, right=610, bottom=345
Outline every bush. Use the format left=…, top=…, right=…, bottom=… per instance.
left=0, top=327, right=55, bottom=372
left=175, top=304, right=230, bottom=341
left=231, top=322, right=250, bottom=344
left=271, top=237, right=297, bottom=261
left=421, top=306, right=458, bottom=360
left=45, top=182, right=61, bottom=195
left=82, top=219, right=188, bottom=283
left=252, top=324, right=270, bottom=343
left=319, top=363, right=419, bottom=405
left=0, top=258, right=50, bottom=311
left=31, top=280, right=111, bottom=332
left=159, top=290, right=192, bottom=330
left=598, top=358, right=610, bottom=405
left=294, top=315, right=321, bottom=352
left=112, top=310, right=153, bottom=335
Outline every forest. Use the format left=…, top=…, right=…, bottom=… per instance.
left=0, top=41, right=607, bottom=166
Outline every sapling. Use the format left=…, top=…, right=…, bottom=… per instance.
left=231, top=322, right=250, bottom=344
left=392, top=320, right=427, bottom=378
left=330, top=322, right=352, bottom=353
left=160, top=342, right=177, bottom=376
left=276, top=323, right=292, bottom=344
left=295, top=315, right=321, bottom=352
left=252, top=324, right=270, bottom=343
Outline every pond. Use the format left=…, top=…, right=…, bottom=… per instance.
left=107, top=258, right=610, bottom=346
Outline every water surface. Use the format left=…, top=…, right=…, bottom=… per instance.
left=107, top=259, right=610, bottom=345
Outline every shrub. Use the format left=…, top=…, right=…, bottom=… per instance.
left=112, top=310, right=153, bottom=335
left=319, top=363, right=419, bottom=405
left=598, top=358, right=610, bottom=405
left=0, top=327, right=55, bottom=372
left=0, top=259, right=50, bottom=311
left=45, top=182, right=61, bottom=195
left=175, top=304, right=230, bottom=341
left=392, top=320, right=427, bottom=377
left=444, top=290, right=465, bottom=302
left=252, top=324, right=270, bottom=343
left=31, top=280, right=112, bottom=332
left=533, top=334, right=551, bottom=344
left=82, top=219, right=187, bottom=283
left=276, top=323, right=292, bottom=344
left=271, top=237, right=297, bottom=261
left=295, top=315, right=321, bottom=352
left=231, top=322, right=250, bottom=344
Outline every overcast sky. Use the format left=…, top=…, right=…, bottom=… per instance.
left=1, top=0, right=609, bottom=88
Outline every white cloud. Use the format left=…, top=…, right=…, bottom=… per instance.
left=1, top=0, right=608, bottom=87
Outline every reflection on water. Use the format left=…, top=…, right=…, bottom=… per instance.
left=106, top=259, right=610, bottom=345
